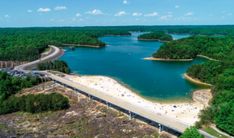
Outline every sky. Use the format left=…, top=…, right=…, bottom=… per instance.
left=0, top=0, right=234, bottom=27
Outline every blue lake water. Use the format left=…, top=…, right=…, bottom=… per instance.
left=60, top=33, right=204, bottom=100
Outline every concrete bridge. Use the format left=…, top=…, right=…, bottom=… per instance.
left=14, top=45, right=214, bottom=138
left=42, top=71, right=214, bottom=138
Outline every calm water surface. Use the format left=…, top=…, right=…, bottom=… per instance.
left=60, top=33, right=204, bottom=100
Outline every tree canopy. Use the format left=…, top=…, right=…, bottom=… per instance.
left=138, top=31, right=173, bottom=41
left=0, top=71, right=70, bottom=115
left=180, top=127, right=204, bottom=138
left=153, top=36, right=234, bottom=60
left=38, top=60, right=71, bottom=74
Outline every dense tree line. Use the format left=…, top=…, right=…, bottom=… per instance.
left=152, top=31, right=234, bottom=135
left=153, top=36, right=234, bottom=60
left=154, top=36, right=234, bottom=135
left=0, top=28, right=131, bottom=61
left=0, top=71, right=41, bottom=102
left=195, top=67, right=234, bottom=135
left=2, top=26, right=234, bottom=62
left=138, top=32, right=173, bottom=41
left=0, top=71, right=70, bottom=115
left=38, top=60, right=71, bottom=74
left=187, top=59, right=234, bottom=135
left=187, top=61, right=223, bottom=84
left=0, top=93, right=69, bottom=114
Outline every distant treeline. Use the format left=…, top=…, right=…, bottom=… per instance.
left=0, top=71, right=69, bottom=115
left=153, top=36, right=234, bottom=60
left=2, top=26, right=234, bottom=61
left=153, top=35, right=234, bottom=135
left=0, top=28, right=131, bottom=61
left=38, top=60, right=71, bottom=74
left=138, top=32, right=173, bottom=41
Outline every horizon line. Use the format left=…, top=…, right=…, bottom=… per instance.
left=1, top=24, right=234, bottom=29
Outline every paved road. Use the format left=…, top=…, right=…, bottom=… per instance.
left=14, top=45, right=62, bottom=72
left=40, top=71, right=214, bottom=138
left=15, top=45, right=214, bottom=138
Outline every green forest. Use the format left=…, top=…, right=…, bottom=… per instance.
left=38, top=60, right=71, bottom=74
left=1, top=26, right=234, bottom=135
left=138, top=32, right=173, bottom=41
left=152, top=34, right=234, bottom=135
left=153, top=36, right=234, bottom=60
left=2, top=26, right=234, bottom=62
left=0, top=71, right=41, bottom=102
left=0, top=71, right=69, bottom=115
left=0, top=28, right=131, bottom=61
left=0, top=93, right=69, bottom=114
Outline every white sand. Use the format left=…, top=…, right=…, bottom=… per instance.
left=64, top=74, right=211, bottom=125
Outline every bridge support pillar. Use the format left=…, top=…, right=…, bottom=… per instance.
left=128, top=111, right=132, bottom=120
left=88, top=95, right=91, bottom=101
left=106, top=101, right=109, bottom=108
left=77, top=94, right=80, bottom=102
left=158, top=124, right=162, bottom=133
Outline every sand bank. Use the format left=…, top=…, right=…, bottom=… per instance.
left=184, top=73, right=212, bottom=87
left=63, top=74, right=212, bottom=125
left=144, top=57, right=193, bottom=62
left=197, top=55, right=219, bottom=61
left=138, top=38, right=169, bottom=43
left=62, top=44, right=104, bottom=48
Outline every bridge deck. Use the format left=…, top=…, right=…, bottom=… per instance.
left=47, top=73, right=188, bottom=133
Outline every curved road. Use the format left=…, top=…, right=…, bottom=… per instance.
left=14, top=45, right=62, bottom=72
left=14, top=45, right=214, bottom=138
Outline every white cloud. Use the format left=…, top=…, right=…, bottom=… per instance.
left=54, top=6, right=67, bottom=11
left=72, top=17, right=84, bottom=22
left=76, top=13, right=81, bottom=17
left=175, top=5, right=180, bottom=9
left=27, top=9, right=33, bottom=13
left=86, top=9, right=103, bottom=15
left=123, top=0, right=128, bottom=4
left=132, top=12, right=142, bottom=17
left=37, top=8, right=51, bottom=13
left=115, top=11, right=127, bottom=16
left=4, top=14, right=10, bottom=18
left=160, top=15, right=173, bottom=20
left=185, top=12, right=193, bottom=16
left=144, top=12, right=158, bottom=17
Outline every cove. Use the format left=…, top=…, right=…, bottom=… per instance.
left=60, top=33, right=205, bottom=100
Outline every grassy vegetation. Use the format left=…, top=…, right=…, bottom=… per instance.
left=203, top=127, right=229, bottom=138
left=180, top=126, right=204, bottom=138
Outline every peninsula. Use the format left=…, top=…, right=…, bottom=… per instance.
left=138, top=32, right=173, bottom=42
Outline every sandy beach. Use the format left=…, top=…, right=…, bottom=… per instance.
left=184, top=73, right=212, bottom=87
left=63, top=74, right=212, bottom=125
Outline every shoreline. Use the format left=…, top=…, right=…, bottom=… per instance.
left=144, top=57, right=193, bottom=62
left=197, top=55, right=219, bottom=61
left=106, top=75, right=193, bottom=104
left=183, top=73, right=212, bottom=87
left=64, top=73, right=212, bottom=125
left=138, top=38, right=170, bottom=43
left=144, top=55, right=219, bottom=62
left=62, top=43, right=105, bottom=48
